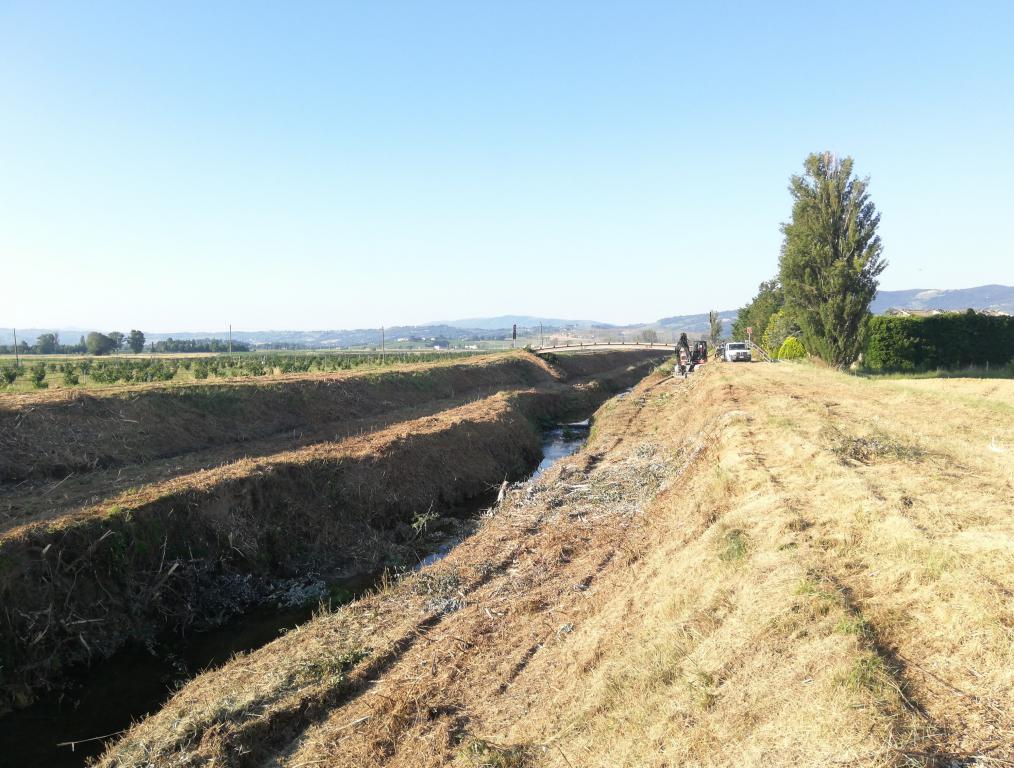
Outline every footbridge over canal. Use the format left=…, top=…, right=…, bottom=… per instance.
left=534, top=341, right=675, bottom=353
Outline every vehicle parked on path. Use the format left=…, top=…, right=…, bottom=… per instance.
left=723, top=342, right=752, bottom=362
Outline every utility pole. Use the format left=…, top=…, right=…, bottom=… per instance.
left=381, top=326, right=385, bottom=362
left=13, top=328, right=19, bottom=367
left=540, top=323, right=543, bottom=349
left=229, top=324, right=233, bottom=357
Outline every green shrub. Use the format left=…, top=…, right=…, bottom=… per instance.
left=763, top=309, right=800, bottom=356
left=777, top=336, right=806, bottom=359
left=719, top=529, right=749, bottom=561
left=0, top=367, right=18, bottom=387
left=62, top=367, right=80, bottom=386
left=30, top=363, right=48, bottom=389
left=89, top=361, right=122, bottom=384
left=242, top=359, right=266, bottom=376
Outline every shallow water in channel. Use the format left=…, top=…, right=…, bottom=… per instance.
left=0, top=421, right=590, bottom=767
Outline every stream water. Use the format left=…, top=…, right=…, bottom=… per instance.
left=0, top=420, right=590, bottom=767
left=532, top=419, right=590, bottom=480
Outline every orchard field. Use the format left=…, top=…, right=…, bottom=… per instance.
left=0, top=350, right=488, bottom=391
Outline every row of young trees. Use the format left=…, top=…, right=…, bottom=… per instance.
left=149, top=338, right=250, bottom=353
left=733, top=153, right=886, bottom=368
left=0, top=351, right=481, bottom=389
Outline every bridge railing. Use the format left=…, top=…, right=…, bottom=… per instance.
left=745, top=340, right=776, bottom=362
left=534, top=340, right=673, bottom=351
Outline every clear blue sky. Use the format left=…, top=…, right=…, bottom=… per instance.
left=2, top=1, right=1012, bottom=331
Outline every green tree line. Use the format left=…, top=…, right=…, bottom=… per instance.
left=732, top=155, right=1010, bottom=372
left=732, top=152, right=886, bottom=368
left=0, top=330, right=147, bottom=355
left=149, top=338, right=250, bottom=353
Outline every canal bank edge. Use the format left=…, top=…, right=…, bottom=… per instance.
left=0, top=351, right=665, bottom=713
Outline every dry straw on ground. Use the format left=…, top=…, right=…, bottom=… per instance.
left=95, top=361, right=1013, bottom=767
left=0, top=350, right=663, bottom=714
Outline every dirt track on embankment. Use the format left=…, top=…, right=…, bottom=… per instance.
left=0, top=350, right=664, bottom=713
left=94, top=361, right=1013, bottom=768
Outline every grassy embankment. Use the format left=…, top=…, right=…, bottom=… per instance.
left=95, top=359, right=1013, bottom=767
left=0, top=352, right=546, bottom=483
left=0, top=350, right=664, bottom=713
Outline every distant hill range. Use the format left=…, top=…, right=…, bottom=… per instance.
left=656, top=310, right=738, bottom=334
left=870, top=284, right=1014, bottom=315
left=4, top=285, right=1010, bottom=347
left=0, top=324, right=559, bottom=349
left=1, top=318, right=615, bottom=348
left=433, top=315, right=613, bottom=331
left=658, top=284, right=1014, bottom=334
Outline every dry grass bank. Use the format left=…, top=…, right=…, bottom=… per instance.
left=0, top=352, right=555, bottom=483
left=0, top=350, right=662, bottom=713
left=876, top=375, right=1014, bottom=411
left=95, top=362, right=1013, bottom=767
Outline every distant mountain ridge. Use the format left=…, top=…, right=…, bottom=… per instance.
left=661, top=284, right=1014, bottom=334
left=0, top=324, right=546, bottom=349
left=4, top=285, right=1010, bottom=347
left=432, top=315, right=611, bottom=331
left=1, top=319, right=611, bottom=348
left=870, top=284, right=1014, bottom=314
left=656, top=310, right=737, bottom=334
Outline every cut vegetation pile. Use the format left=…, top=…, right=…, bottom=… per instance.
left=96, top=360, right=1013, bottom=767
left=0, top=350, right=664, bottom=712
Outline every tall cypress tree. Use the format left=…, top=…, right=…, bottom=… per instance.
left=708, top=310, right=723, bottom=344
left=779, top=153, right=885, bottom=367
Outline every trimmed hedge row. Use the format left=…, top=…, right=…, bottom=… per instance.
left=864, top=311, right=1014, bottom=370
